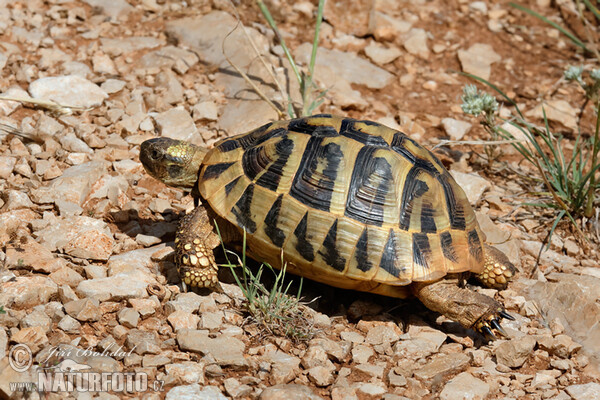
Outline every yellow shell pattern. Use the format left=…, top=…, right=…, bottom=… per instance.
left=198, top=115, right=485, bottom=298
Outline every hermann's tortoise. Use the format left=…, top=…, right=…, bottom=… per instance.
left=140, top=115, right=516, bottom=338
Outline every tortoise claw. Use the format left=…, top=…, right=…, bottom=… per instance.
left=499, top=310, right=515, bottom=321
left=490, top=319, right=508, bottom=338
left=475, top=308, right=512, bottom=340
left=482, top=326, right=496, bottom=340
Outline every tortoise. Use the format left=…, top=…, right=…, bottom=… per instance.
left=140, top=114, right=516, bottom=338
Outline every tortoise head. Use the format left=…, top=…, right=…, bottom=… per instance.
left=140, top=137, right=208, bottom=190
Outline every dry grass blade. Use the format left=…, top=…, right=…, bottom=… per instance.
left=226, top=0, right=289, bottom=113
left=433, top=138, right=526, bottom=149
left=221, top=24, right=284, bottom=119
left=0, top=96, right=88, bottom=115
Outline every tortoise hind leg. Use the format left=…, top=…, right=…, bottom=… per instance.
left=175, top=204, right=222, bottom=290
left=475, top=244, right=517, bottom=290
left=413, top=278, right=513, bottom=339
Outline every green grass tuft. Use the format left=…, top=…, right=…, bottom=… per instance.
left=256, top=0, right=327, bottom=118
left=215, top=225, right=314, bottom=341
left=461, top=72, right=600, bottom=246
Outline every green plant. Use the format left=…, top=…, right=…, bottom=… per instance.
left=226, top=0, right=327, bottom=119
left=257, top=0, right=327, bottom=118
left=215, top=225, right=314, bottom=341
left=510, top=1, right=600, bottom=59
left=461, top=72, right=600, bottom=245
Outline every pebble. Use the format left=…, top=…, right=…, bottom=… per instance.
left=36, top=216, right=114, bottom=260
left=0, top=156, right=16, bottom=178
left=164, top=362, right=206, bottom=385
left=565, top=382, right=600, bottom=400
left=402, top=28, right=430, bottom=58
left=64, top=298, right=102, bottom=322
left=5, top=238, right=66, bottom=273
left=449, top=170, right=491, bottom=204
left=125, top=329, right=162, bottom=355
left=440, top=372, right=490, bottom=400
left=441, top=118, right=472, bottom=140
left=457, top=43, right=501, bottom=80
left=30, top=160, right=107, bottom=206
left=259, top=384, right=322, bottom=400
left=166, top=384, right=227, bottom=400
left=413, top=353, right=470, bottom=380
left=29, top=75, right=108, bottom=108
left=152, top=106, right=200, bottom=143
left=296, top=43, right=394, bottom=90
left=364, top=42, right=402, bottom=65
left=495, top=336, right=537, bottom=368
left=526, top=99, right=578, bottom=131
left=177, top=329, right=247, bottom=368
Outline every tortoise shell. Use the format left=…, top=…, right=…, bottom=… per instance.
left=197, top=115, right=485, bottom=290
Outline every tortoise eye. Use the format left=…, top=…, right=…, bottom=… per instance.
left=150, top=149, right=161, bottom=160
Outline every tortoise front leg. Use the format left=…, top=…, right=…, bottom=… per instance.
left=175, top=204, right=222, bottom=290
left=413, top=278, right=514, bottom=339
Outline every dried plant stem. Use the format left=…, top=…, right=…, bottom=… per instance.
left=222, top=22, right=284, bottom=119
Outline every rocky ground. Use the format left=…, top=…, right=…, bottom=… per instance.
left=1, top=0, right=600, bottom=399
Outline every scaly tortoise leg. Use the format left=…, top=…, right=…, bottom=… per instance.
left=414, top=278, right=514, bottom=340
left=475, top=244, right=517, bottom=290
left=175, top=204, right=221, bottom=290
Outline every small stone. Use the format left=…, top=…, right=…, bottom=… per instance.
left=364, top=42, right=402, bottom=65
left=177, top=329, right=247, bottom=368
left=21, top=309, right=52, bottom=331
left=262, top=350, right=301, bottom=385
left=366, top=324, right=401, bottom=345
left=142, top=354, right=171, bottom=368
left=100, top=79, right=126, bottom=94
left=457, top=43, right=501, bottom=81
left=164, top=361, right=206, bottom=385
left=355, top=363, right=384, bottom=379
left=526, top=100, right=578, bottom=131
left=128, top=298, right=158, bottom=317
left=441, top=118, right=472, bottom=141
left=29, top=75, right=108, bottom=108
left=192, top=101, right=219, bottom=121
left=565, top=382, right=600, bottom=400
left=223, top=377, right=252, bottom=398
left=48, top=266, right=85, bottom=288
left=388, top=369, right=407, bottom=387
left=5, top=239, right=66, bottom=273
left=450, top=171, right=491, bottom=204
left=402, top=28, right=430, bottom=58
left=199, top=311, right=223, bottom=330
left=495, top=336, right=537, bottom=368
left=0, top=156, right=16, bottom=179
left=356, top=382, right=386, bottom=397
left=166, top=384, right=227, bottom=400
left=92, top=52, right=118, bottom=75
left=469, top=1, right=488, bottom=13
left=11, top=326, right=49, bottom=353
left=259, top=384, right=322, bottom=400
left=440, top=372, right=490, bottom=400
left=351, top=344, right=374, bottom=364
left=135, top=234, right=161, bottom=247
left=152, top=106, right=199, bottom=143
left=58, top=314, right=81, bottom=332
left=64, top=298, right=102, bottom=323
left=340, top=331, right=364, bottom=344
left=307, top=365, right=334, bottom=386
left=414, top=353, right=470, bottom=381
left=125, top=329, right=162, bottom=355
left=117, top=307, right=140, bottom=328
